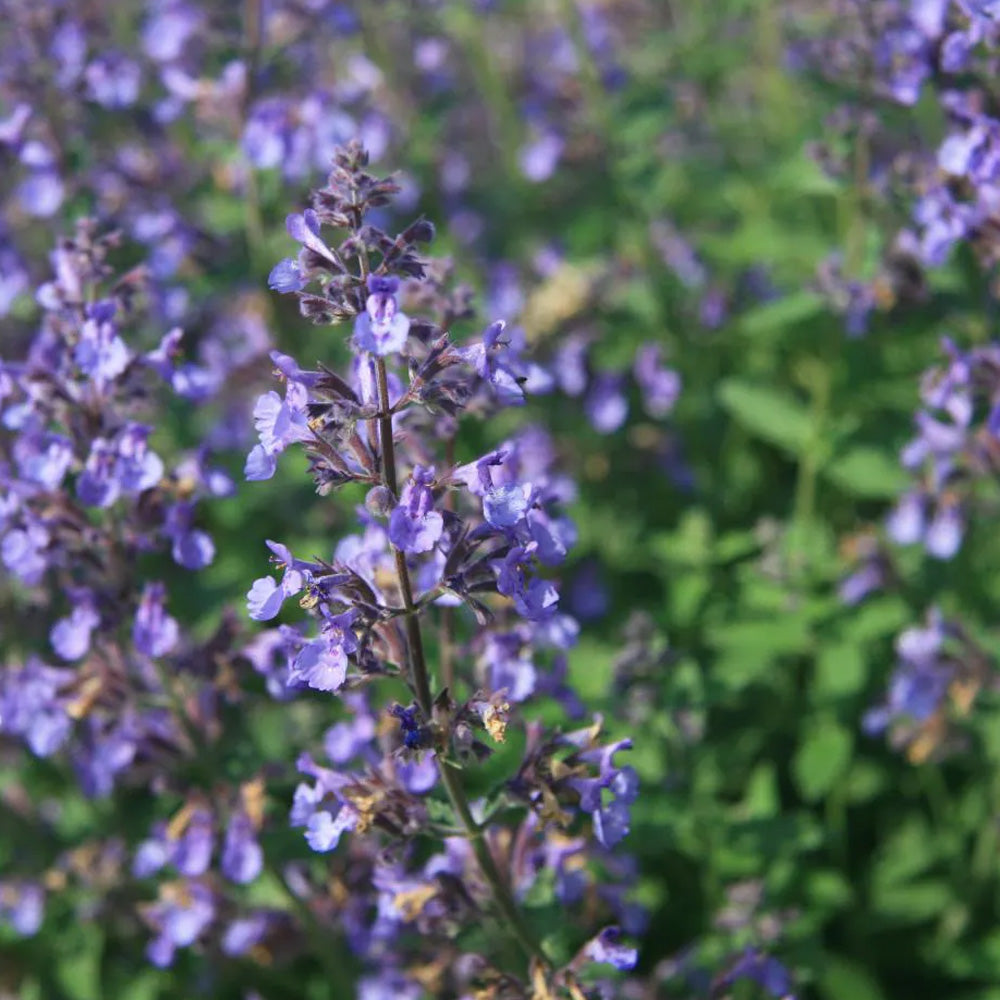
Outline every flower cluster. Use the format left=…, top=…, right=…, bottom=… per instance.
left=244, top=142, right=640, bottom=995
left=886, top=338, right=1000, bottom=560
left=0, top=223, right=293, bottom=963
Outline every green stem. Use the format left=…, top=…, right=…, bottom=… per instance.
left=372, top=357, right=550, bottom=970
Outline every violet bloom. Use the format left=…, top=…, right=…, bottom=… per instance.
left=484, top=633, right=537, bottom=702
left=457, top=320, right=526, bottom=405
left=77, top=426, right=164, bottom=508
left=291, top=757, right=359, bottom=852
left=173, top=808, right=214, bottom=876
left=390, top=703, right=426, bottom=750
left=133, top=583, right=179, bottom=658
left=1, top=522, right=50, bottom=586
left=358, top=969, right=423, bottom=1000
left=246, top=540, right=308, bottom=620
left=268, top=257, right=305, bottom=293
left=0, top=658, right=72, bottom=758
left=286, top=208, right=342, bottom=266
left=633, top=343, right=681, bottom=418
left=519, top=131, right=564, bottom=182
left=221, top=813, right=263, bottom=884
left=583, top=926, right=638, bottom=971
left=570, top=739, right=639, bottom=848
left=287, top=611, right=359, bottom=692
left=887, top=491, right=926, bottom=546
left=0, top=882, right=44, bottom=936
left=389, top=466, right=443, bottom=553
left=865, top=613, right=951, bottom=734
left=164, top=502, right=215, bottom=569
left=221, top=913, right=271, bottom=957
left=50, top=593, right=100, bottom=660
left=354, top=275, right=411, bottom=356
left=585, top=373, right=628, bottom=433
left=496, top=544, right=559, bottom=621
left=483, top=483, right=530, bottom=531
left=145, top=882, right=215, bottom=968
left=721, top=948, right=796, bottom=998
left=84, top=53, right=142, bottom=108
left=76, top=439, right=123, bottom=507
left=75, top=301, right=131, bottom=387
left=16, top=141, right=64, bottom=219
left=244, top=377, right=312, bottom=481
left=16, top=433, right=74, bottom=490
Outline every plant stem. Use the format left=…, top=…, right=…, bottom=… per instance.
left=372, top=357, right=550, bottom=970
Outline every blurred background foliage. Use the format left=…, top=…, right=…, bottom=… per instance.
left=5, top=0, right=1000, bottom=998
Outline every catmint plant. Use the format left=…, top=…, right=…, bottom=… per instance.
left=0, top=221, right=291, bottom=965
left=247, top=141, right=639, bottom=997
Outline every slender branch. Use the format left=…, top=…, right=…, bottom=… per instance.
left=372, top=357, right=550, bottom=970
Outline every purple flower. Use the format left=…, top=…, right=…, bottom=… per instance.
left=50, top=593, right=100, bottom=661
left=358, top=969, right=423, bottom=1000
left=720, top=948, right=795, bottom=998
left=244, top=379, right=312, bottom=481
left=221, top=913, right=271, bottom=957
left=287, top=611, right=359, bottom=692
left=866, top=612, right=953, bottom=735
left=247, top=576, right=287, bottom=622
left=247, top=541, right=308, bottom=620
left=221, top=813, right=263, bottom=884
left=484, top=483, right=530, bottom=530
left=77, top=427, right=164, bottom=508
left=85, top=53, right=142, bottom=108
left=388, top=466, right=443, bottom=553
left=164, top=503, right=215, bottom=569
left=457, top=320, right=526, bottom=405
left=286, top=209, right=342, bottom=265
left=0, top=882, right=44, bottom=936
left=519, top=131, right=564, bottom=182
left=583, top=926, right=638, bottom=971
left=1, top=521, right=50, bottom=585
left=0, top=658, right=72, bottom=757
left=16, top=433, right=74, bottom=490
left=585, top=374, right=628, bottom=433
left=925, top=502, right=964, bottom=559
left=496, top=545, right=560, bottom=621
left=133, top=583, right=180, bottom=658
left=887, top=491, right=926, bottom=545
left=633, top=344, right=681, bottom=418
left=354, top=275, right=411, bottom=356
left=173, top=808, right=214, bottom=877
left=570, top=739, right=638, bottom=848
left=268, top=257, right=305, bottom=293
left=390, top=703, right=427, bottom=750
left=75, top=303, right=131, bottom=386
left=76, top=439, right=121, bottom=507
left=145, top=882, right=215, bottom=968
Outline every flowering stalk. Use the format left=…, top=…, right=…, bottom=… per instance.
left=372, top=349, right=550, bottom=965
left=250, top=141, right=640, bottom=994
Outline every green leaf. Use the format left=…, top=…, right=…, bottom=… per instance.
left=872, top=817, right=936, bottom=887
left=813, top=643, right=867, bottom=700
left=823, top=446, right=908, bottom=499
left=738, top=290, right=826, bottom=337
left=56, top=927, right=102, bottom=1000
left=792, top=720, right=853, bottom=801
left=819, top=956, right=888, bottom=1000
left=871, top=879, right=952, bottom=922
left=717, top=378, right=811, bottom=455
